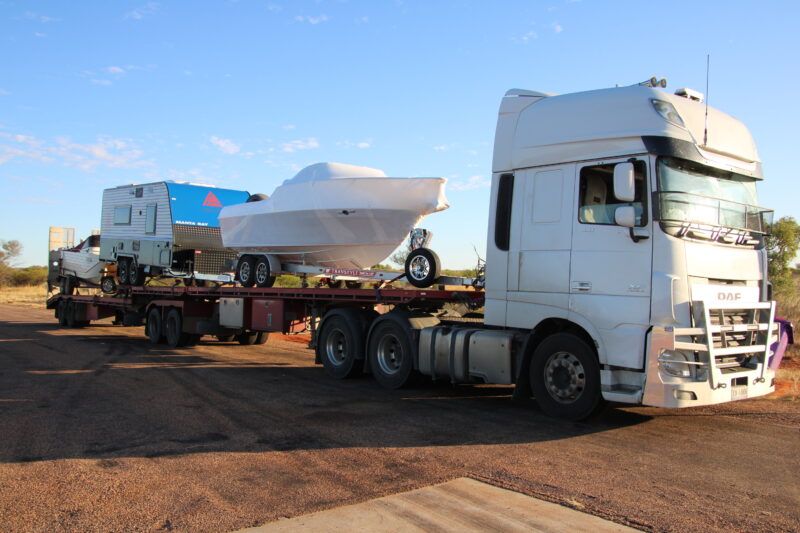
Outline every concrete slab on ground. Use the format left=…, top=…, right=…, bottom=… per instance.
left=237, top=477, right=638, bottom=532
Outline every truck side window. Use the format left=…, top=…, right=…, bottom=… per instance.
left=578, top=162, right=647, bottom=226
left=494, top=173, right=514, bottom=251
left=114, top=205, right=131, bottom=225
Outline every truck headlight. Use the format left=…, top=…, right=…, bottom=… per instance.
left=659, top=350, right=691, bottom=377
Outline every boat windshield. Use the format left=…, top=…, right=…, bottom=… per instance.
left=656, top=157, right=772, bottom=234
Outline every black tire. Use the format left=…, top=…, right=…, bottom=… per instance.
left=326, top=279, right=343, bottom=289
left=345, top=281, right=362, bottom=289
left=216, top=334, right=236, bottom=342
left=237, top=331, right=259, bottom=345
left=404, top=248, right=440, bottom=288
left=65, top=300, right=79, bottom=328
left=254, top=257, right=275, bottom=288
left=57, top=300, right=68, bottom=327
left=254, top=332, right=269, bottom=345
left=529, top=333, right=603, bottom=420
left=128, top=263, right=145, bottom=286
left=101, top=276, right=117, bottom=294
left=147, top=307, right=163, bottom=344
left=164, top=308, right=188, bottom=348
left=368, top=318, right=416, bottom=389
left=237, top=256, right=256, bottom=287
left=117, top=259, right=130, bottom=286
left=317, top=315, right=364, bottom=379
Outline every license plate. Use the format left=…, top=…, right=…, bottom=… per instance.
left=731, top=385, right=748, bottom=401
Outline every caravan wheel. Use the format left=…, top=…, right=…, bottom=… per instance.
left=237, top=256, right=256, bottom=287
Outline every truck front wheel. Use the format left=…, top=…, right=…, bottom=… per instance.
left=368, top=318, right=416, bottom=389
left=529, top=333, right=603, bottom=420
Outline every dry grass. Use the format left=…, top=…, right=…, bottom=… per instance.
left=0, top=284, right=48, bottom=307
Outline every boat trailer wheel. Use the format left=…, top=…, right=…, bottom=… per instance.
left=404, top=247, right=440, bottom=288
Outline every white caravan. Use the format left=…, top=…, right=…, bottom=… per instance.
left=463, top=80, right=777, bottom=416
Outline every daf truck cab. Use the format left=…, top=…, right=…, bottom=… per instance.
left=482, top=81, right=777, bottom=417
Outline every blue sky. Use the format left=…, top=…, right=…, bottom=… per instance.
left=1, top=0, right=798, bottom=268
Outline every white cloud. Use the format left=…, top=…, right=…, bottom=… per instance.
left=520, top=30, right=537, bottom=42
left=281, top=138, right=319, bottom=152
left=338, top=139, right=372, bottom=149
left=295, top=14, right=328, bottom=24
left=355, top=16, right=369, bottom=24
left=34, top=32, right=46, bottom=38
left=0, top=89, right=10, bottom=96
left=91, top=79, right=112, bottom=86
left=450, top=175, right=490, bottom=191
left=0, top=133, right=150, bottom=170
left=210, top=136, right=241, bottom=155
left=433, top=144, right=454, bottom=151
left=266, top=3, right=282, bottom=13
left=107, top=66, right=126, bottom=75
left=24, top=12, right=60, bottom=23
left=552, top=23, right=563, bottom=34
left=125, top=2, right=160, bottom=20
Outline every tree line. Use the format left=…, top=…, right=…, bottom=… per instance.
left=0, top=240, right=48, bottom=287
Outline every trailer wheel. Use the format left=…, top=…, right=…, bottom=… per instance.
left=368, top=318, right=416, bottom=389
left=318, top=315, right=363, bottom=379
left=237, top=256, right=256, bottom=287
left=237, top=331, right=259, bottom=345
left=529, top=333, right=603, bottom=420
left=128, top=263, right=145, bottom=286
left=57, top=300, right=68, bottom=327
left=254, top=257, right=275, bottom=288
left=117, top=259, right=130, bottom=286
left=101, top=276, right=117, bottom=294
left=404, top=248, right=440, bottom=288
left=147, top=307, right=163, bottom=344
left=345, top=281, right=362, bottom=290
left=164, top=308, right=188, bottom=348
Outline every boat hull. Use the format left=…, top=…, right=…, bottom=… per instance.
left=220, top=177, right=448, bottom=269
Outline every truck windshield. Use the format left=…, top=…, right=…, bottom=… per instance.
left=656, top=157, right=772, bottom=234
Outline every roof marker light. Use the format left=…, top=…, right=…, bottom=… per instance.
left=651, top=99, right=686, bottom=128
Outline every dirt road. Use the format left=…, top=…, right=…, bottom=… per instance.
left=0, top=303, right=798, bottom=532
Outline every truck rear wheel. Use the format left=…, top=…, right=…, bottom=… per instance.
left=529, top=333, right=603, bottom=420
left=318, top=315, right=363, bottom=379
left=404, top=248, right=440, bottom=288
left=237, top=331, right=259, bottom=345
left=164, top=308, right=189, bottom=348
left=57, top=300, right=68, bottom=327
left=147, top=307, right=163, bottom=344
left=237, top=256, right=256, bottom=287
left=368, top=318, right=416, bottom=389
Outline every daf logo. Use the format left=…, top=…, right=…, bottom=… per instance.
left=718, top=292, right=742, bottom=301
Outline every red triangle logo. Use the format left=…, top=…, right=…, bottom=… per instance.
left=203, top=191, right=223, bottom=207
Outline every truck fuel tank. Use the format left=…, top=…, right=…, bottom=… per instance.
left=418, top=326, right=514, bottom=385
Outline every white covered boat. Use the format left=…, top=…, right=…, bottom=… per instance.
left=219, top=162, right=449, bottom=269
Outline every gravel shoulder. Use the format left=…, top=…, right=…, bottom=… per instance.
left=0, top=304, right=798, bottom=532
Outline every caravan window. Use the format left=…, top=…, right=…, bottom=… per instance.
left=145, top=204, right=157, bottom=234
left=114, top=205, right=131, bottom=225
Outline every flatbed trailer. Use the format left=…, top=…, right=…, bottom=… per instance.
left=47, top=285, right=487, bottom=384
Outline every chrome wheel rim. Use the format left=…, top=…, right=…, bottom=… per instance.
left=376, top=333, right=402, bottom=375
left=255, top=262, right=269, bottom=284
left=239, top=261, right=251, bottom=282
left=409, top=255, right=430, bottom=281
left=324, top=328, right=347, bottom=366
left=544, top=351, right=586, bottom=404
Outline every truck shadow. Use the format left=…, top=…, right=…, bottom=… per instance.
left=0, top=319, right=654, bottom=464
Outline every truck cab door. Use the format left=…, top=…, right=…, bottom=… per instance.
left=569, top=159, right=653, bottom=368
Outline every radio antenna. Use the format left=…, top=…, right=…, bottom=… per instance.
left=703, top=54, right=710, bottom=146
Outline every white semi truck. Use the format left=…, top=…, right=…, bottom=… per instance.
left=48, top=79, right=789, bottom=420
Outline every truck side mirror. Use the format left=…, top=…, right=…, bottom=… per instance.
left=615, top=206, right=635, bottom=228
left=613, top=162, right=635, bottom=202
